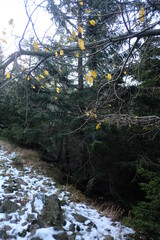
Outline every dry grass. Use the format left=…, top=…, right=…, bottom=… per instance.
left=0, top=140, right=63, bottom=181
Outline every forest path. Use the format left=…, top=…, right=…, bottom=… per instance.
left=0, top=140, right=134, bottom=240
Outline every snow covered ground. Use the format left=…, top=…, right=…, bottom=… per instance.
left=0, top=146, right=134, bottom=240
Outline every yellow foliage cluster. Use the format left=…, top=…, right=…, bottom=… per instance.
left=139, top=7, right=145, bottom=22
left=78, top=38, right=85, bottom=50
left=86, top=70, right=97, bottom=84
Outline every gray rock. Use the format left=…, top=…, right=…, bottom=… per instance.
left=33, top=194, right=64, bottom=227
left=72, top=213, right=88, bottom=223
left=104, top=236, right=114, bottom=240
left=0, top=229, right=8, bottom=239
left=53, top=231, right=69, bottom=240
left=0, top=199, right=20, bottom=213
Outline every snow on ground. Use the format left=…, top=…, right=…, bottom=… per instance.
left=0, top=147, right=134, bottom=240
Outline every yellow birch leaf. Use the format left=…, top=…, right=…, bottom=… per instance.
left=60, top=49, right=64, bottom=56
left=98, top=13, right=102, bottom=21
left=106, top=73, right=112, bottom=81
left=96, top=122, right=101, bottom=130
left=27, top=76, right=30, bottom=81
left=41, top=85, right=44, bottom=89
left=69, top=37, right=74, bottom=42
left=105, top=117, right=108, bottom=123
left=91, top=70, right=97, bottom=78
left=78, top=38, right=85, bottom=50
left=85, top=9, right=92, bottom=13
left=55, top=51, right=58, bottom=57
left=0, top=38, right=7, bottom=44
left=6, top=72, right=11, bottom=79
left=86, top=112, right=90, bottom=117
left=79, top=1, right=83, bottom=6
left=32, top=85, right=36, bottom=89
left=113, top=63, right=116, bottom=68
left=94, top=113, right=97, bottom=119
left=40, top=74, right=45, bottom=79
left=36, top=76, right=39, bottom=81
left=33, top=41, right=38, bottom=52
left=139, top=7, right=145, bottom=22
left=124, top=70, right=127, bottom=75
left=135, top=116, right=139, bottom=122
left=86, top=75, right=93, bottom=84
left=78, top=26, right=83, bottom=35
left=72, top=30, right=76, bottom=39
left=44, top=70, right=49, bottom=76
left=56, top=87, right=60, bottom=93
left=89, top=20, right=96, bottom=26
left=75, top=52, right=79, bottom=58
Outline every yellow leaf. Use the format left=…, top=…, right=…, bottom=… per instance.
left=6, top=72, right=11, bottom=79
left=98, top=13, right=102, bottom=21
left=60, top=49, right=64, bottom=56
left=75, top=52, right=79, bottom=58
left=56, top=87, right=60, bottom=93
left=113, top=63, right=116, bottom=68
left=135, top=116, right=139, bottom=122
left=69, top=37, right=74, bottom=42
left=96, top=122, right=101, bottom=130
left=33, top=41, right=38, bottom=52
left=45, top=83, right=49, bottom=88
left=124, top=70, right=127, bottom=75
left=106, top=73, right=112, bottom=81
left=78, top=38, right=85, bottom=50
left=91, top=70, right=97, bottom=78
left=27, top=76, right=30, bottom=81
left=55, top=51, right=58, bottom=57
left=86, top=112, right=90, bottom=117
left=40, top=74, right=45, bottom=79
left=36, top=76, right=39, bottom=81
left=85, top=9, right=92, bottom=13
left=79, top=1, right=83, bottom=5
left=78, top=26, right=83, bottom=35
left=72, top=30, right=76, bottom=39
left=86, top=75, right=93, bottom=84
left=139, top=7, right=145, bottom=22
left=89, top=20, right=96, bottom=26
left=0, top=38, right=7, bottom=44
left=55, top=96, right=57, bottom=100
left=44, top=70, right=49, bottom=76
left=105, top=117, right=108, bottom=123
left=32, top=85, right=36, bottom=89
left=41, top=85, right=44, bottom=89
left=94, top=113, right=97, bottom=119
left=86, top=71, right=93, bottom=84
left=9, top=18, right=14, bottom=25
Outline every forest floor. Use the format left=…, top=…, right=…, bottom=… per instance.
left=0, top=140, right=134, bottom=240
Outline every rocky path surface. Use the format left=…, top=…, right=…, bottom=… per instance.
left=0, top=142, right=134, bottom=240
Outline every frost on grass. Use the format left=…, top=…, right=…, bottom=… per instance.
left=0, top=146, right=134, bottom=240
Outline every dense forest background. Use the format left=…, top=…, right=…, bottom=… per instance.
left=0, top=0, right=160, bottom=239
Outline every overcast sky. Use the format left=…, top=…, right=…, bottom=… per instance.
left=0, top=0, right=54, bottom=55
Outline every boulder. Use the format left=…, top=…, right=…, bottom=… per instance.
left=32, top=194, right=64, bottom=227
left=0, top=199, right=20, bottom=213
